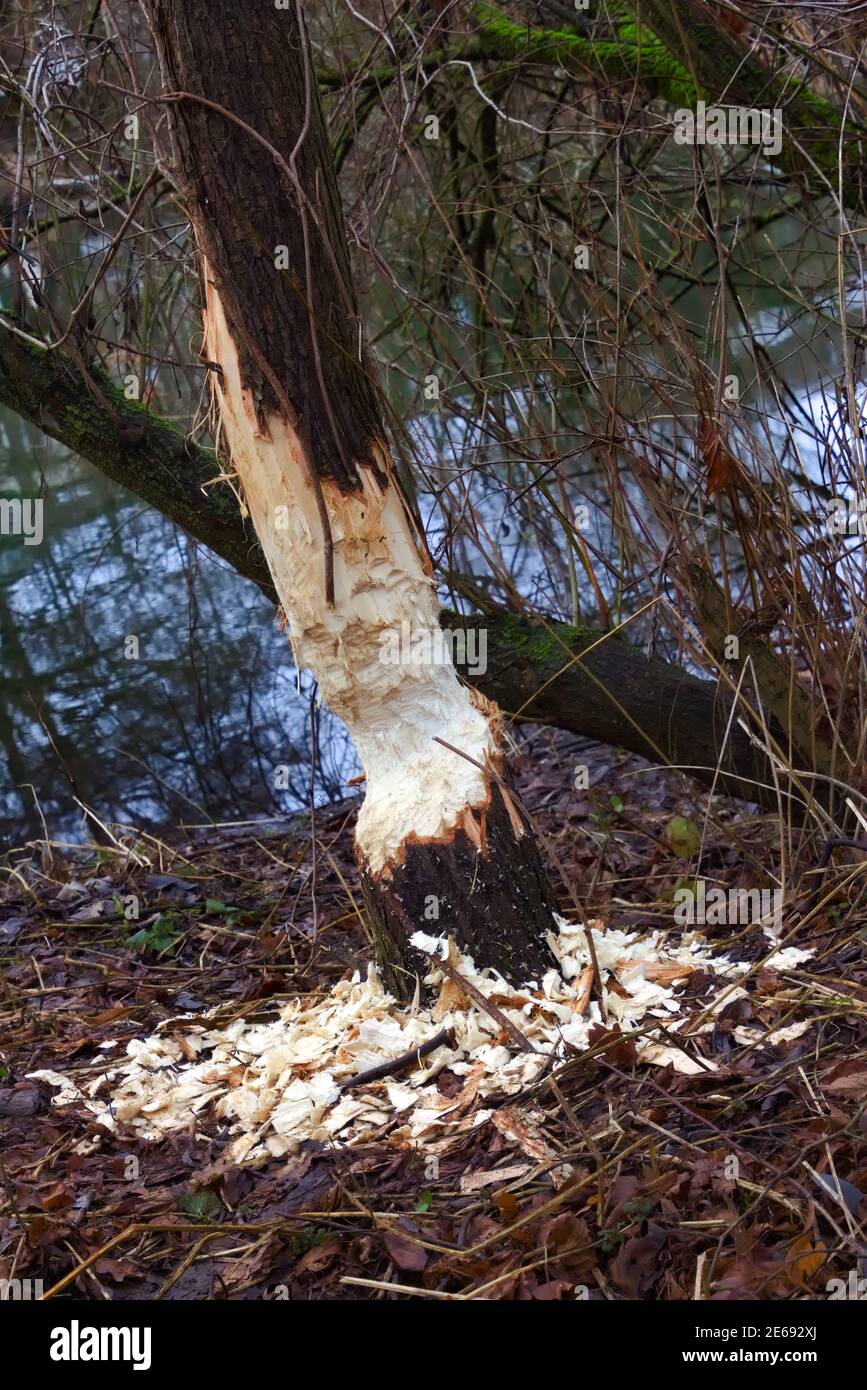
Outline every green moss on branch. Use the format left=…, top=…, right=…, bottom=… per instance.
left=472, top=3, right=695, bottom=105
left=470, top=3, right=863, bottom=209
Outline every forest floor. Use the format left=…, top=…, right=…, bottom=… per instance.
left=1, top=726, right=866, bottom=1301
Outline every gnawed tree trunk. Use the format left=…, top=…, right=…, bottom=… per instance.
left=139, top=0, right=558, bottom=997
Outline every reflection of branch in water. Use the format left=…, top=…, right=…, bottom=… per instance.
left=27, top=693, right=112, bottom=845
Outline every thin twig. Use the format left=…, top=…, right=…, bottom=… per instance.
left=337, top=1027, right=453, bottom=1091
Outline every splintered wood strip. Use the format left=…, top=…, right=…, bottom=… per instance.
left=435, top=949, right=538, bottom=1054
left=572, top=963, right=595, bottom=1016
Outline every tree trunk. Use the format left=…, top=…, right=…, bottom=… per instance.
left=138, top=0, right=558, bottom=996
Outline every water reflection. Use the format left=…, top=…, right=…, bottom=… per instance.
left=0, top=410, right=358, bottom=849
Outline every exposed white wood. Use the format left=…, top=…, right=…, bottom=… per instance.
left=203, top=278, right=497, bottom=877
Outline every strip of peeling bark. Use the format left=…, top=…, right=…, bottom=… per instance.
left=138, top=0, right=560, bottom=994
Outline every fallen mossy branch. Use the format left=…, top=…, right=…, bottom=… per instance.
left=630, top=0, right=865, bottom=208
left=0, top=324, right=272, bottom=600
left=446, top=607, right=810, bottom=812
left=471, top=1, right=695, bottom=106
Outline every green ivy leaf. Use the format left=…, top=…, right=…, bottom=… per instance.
left=205, top=898, right=240, bottom=917
left=178, top=1190, right=223, bottom=1223
left=127, top=912, right=183, bottom=954
left=667, top=815, right=700, bottom=858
